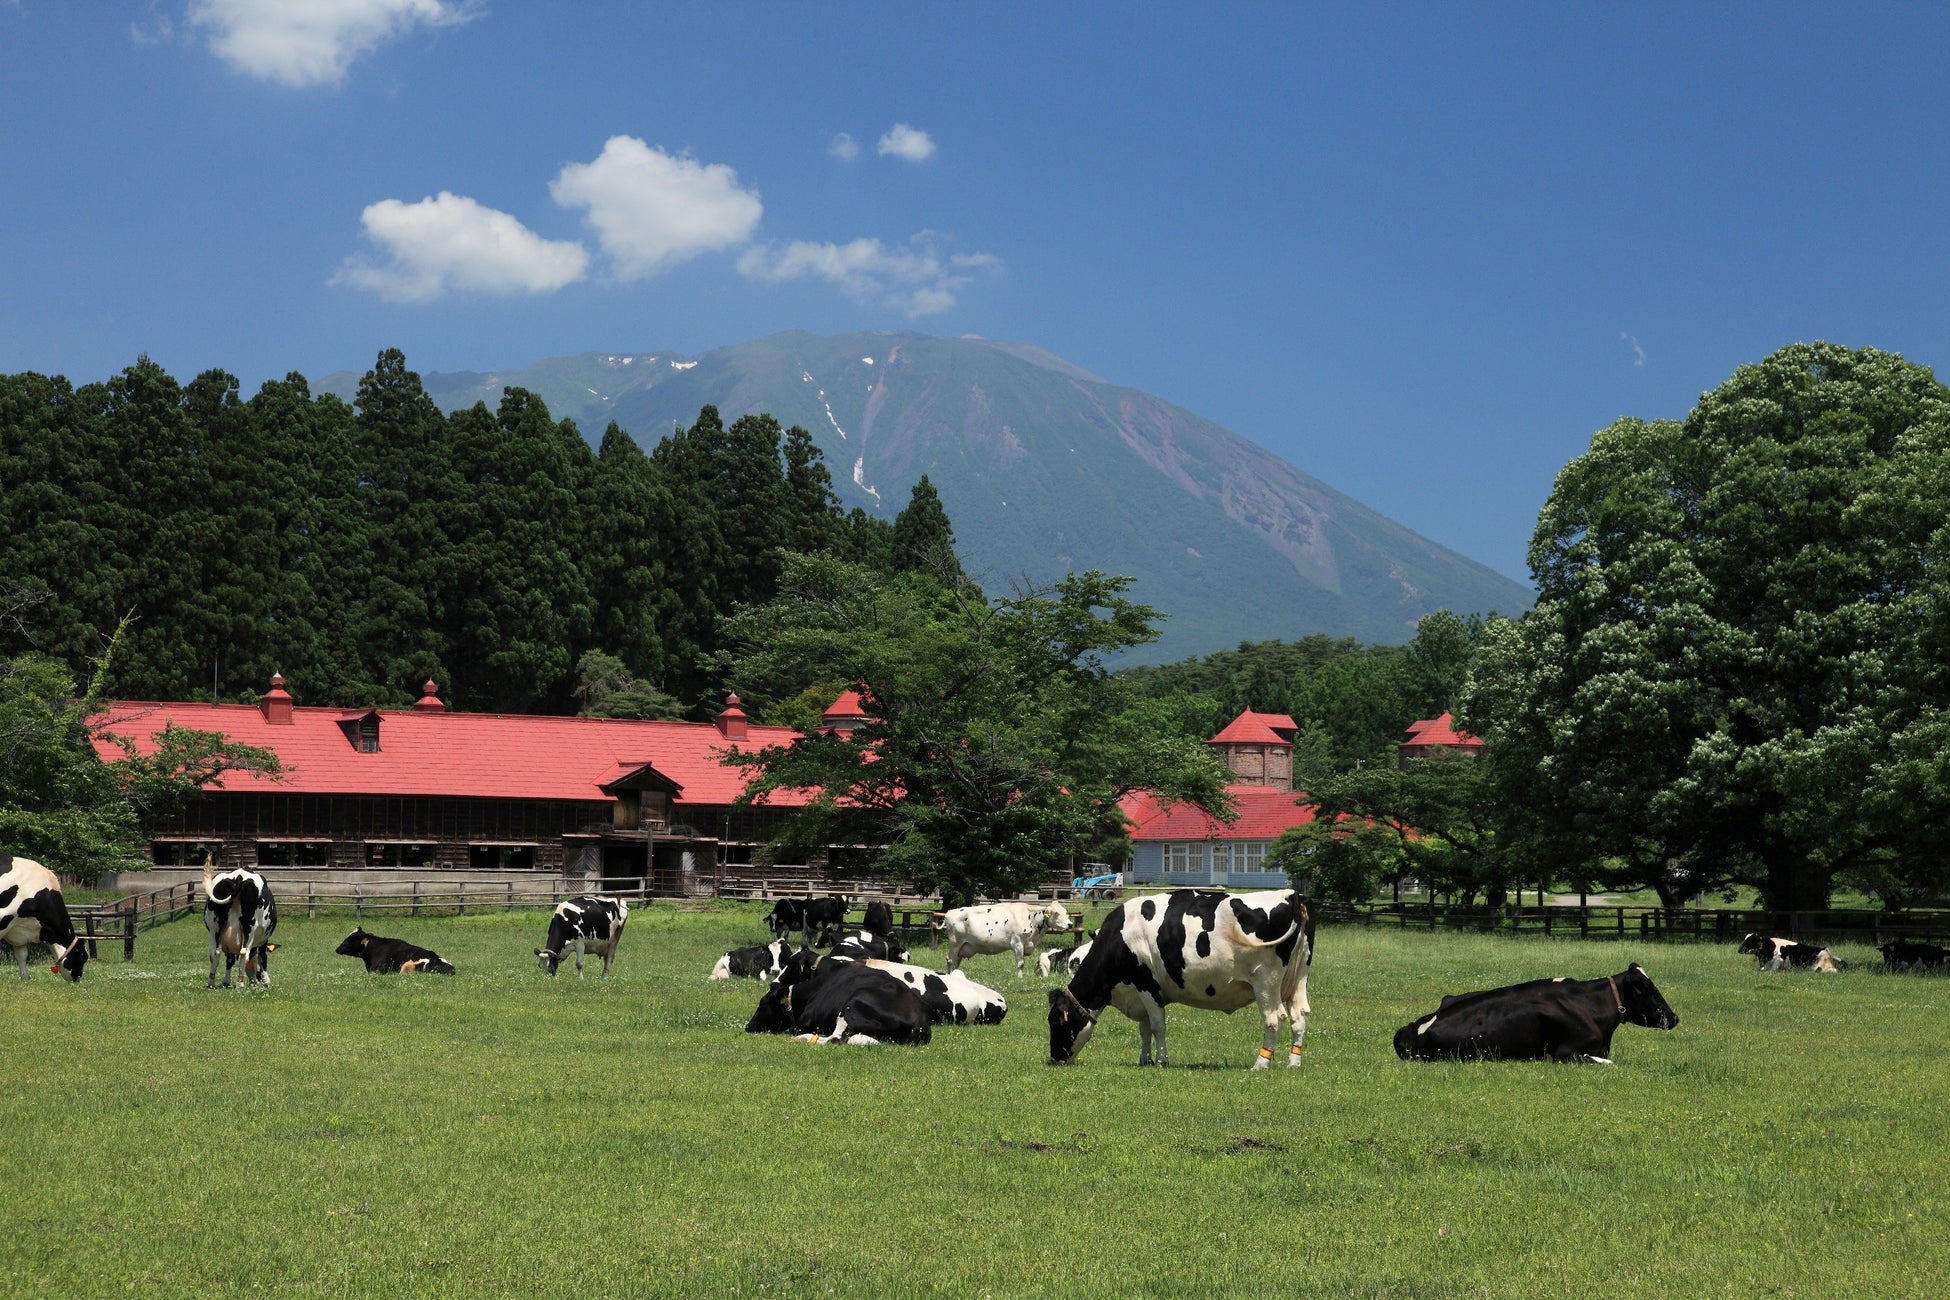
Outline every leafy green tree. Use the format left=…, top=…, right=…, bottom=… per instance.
left=889, top=474, right=961, bottom=578
left=574, top=649, right=686, bottom=720
left=1293, top=749, right=1505, bottom=905
left=582, top=423, right=677, bottom=694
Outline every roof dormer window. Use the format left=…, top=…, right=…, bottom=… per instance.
left=337, top=709, right=381, bottom=752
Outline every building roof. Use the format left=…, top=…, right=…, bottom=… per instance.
left=1208, top=710, right=1298, bottom=746
left=1119, top=783, right=1320, bottom=841
left=822, top=688, right=870, bottom=722
left=1401, top=711, right=1483, bottom=750
left=91, top=694, right=809, bottom=808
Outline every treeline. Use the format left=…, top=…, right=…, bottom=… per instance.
left=0, top=349, right=956, bottom=714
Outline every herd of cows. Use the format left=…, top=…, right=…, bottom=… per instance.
left=3, top=852, right=1947, bottom=1068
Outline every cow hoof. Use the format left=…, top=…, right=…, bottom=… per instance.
left=1250, top=1057, right=1271, bottom=1071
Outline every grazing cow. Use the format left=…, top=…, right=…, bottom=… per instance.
left=937, top=901, right=1073, bottom=974
left=1036, top=940, right=1093, bottom=979
left=0, top=854, right=87, bottom=982
left=1394, top=964, right=1679, bottom=1064
left=744, top=958, right=931, bottom=1045
left=535, top=896, right=629, bottom=977
left=1878, top=939, right=1950, bottom=972
left=862, top=899, right=895, bottom=938
left=1047, top=889, right=1314, bottom=1070
left=820, top=926, right=910, bottom=963
left=334, top=927, right=457, bottom=975
left=709, top=939, right=816, bottom=982
left=766, top=895, right=847, bottom=944
left=862, top=959, right=1007, bottom=1025
left=204, top=865, right=277, bottom=989
left=1738, top=933, right=1843, bottom=972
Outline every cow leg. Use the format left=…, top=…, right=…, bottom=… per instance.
left=946, top=943, right=964, bottom=974
left=573, top=938, right=587, bottom=978
left=255, top=945, right=272, bottom=987
left=11, top=943, right=26, bottom=982
left=207, top=925, right=221, bottom=988
left=1284, top=971, right=1312, bottom=1069
left=1013, top=936, right=1028, bottom=976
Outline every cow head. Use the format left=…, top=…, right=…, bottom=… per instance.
left=1617, top=963, right=1679, bottom=1030
left=49, top=939, right=87, bottom=982
left=1042, top=903, right=1073, bottom=934
left=782, top=946, right=820, bottom=984
left=883, top=936, right=911, bottom=963
left=534, top=947, right=563, bottom=975
left=816, top=923, right=846, bottom=949
left=1735, top=933, right=1765, bottom=956
left=335, top=928, right=370, bottom=957
left=1047, top=987, right=1097, bottom=1064
left=745, top=979, right=795, bottom=1034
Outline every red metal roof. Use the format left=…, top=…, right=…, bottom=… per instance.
left=822, top=688, right=869, bottom=721
left=1119, top=783, right=1320, bottom=841
left=1401, top=711, right=1483, bottom=749
left=1208, top=710, right=1296, bottom=746
left=91, top=699, right=810, bottom=809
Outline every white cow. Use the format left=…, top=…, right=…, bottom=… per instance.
left=1047, top=888, right=1315, bottom=1070
left=936, top=901, right=1072, bottom=974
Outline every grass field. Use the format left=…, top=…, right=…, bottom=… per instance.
left=4, top=903, right=1944, bottom=1298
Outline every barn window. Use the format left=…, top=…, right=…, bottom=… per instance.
left=356, top=716, right=379, bottom=752
left=255, top=841, right=332, bottom=867
left=468, top=844, right=539, bottom=870
left=364, top=842, right=434, bottom=867
left=151, top=841, right=221, bottom=866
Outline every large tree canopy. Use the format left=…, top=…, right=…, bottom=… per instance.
left=1466, top=343, right=1950, bottom=910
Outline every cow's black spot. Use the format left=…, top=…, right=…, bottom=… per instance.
left=1206, top=985, right=1217, bottom=998
left=1140, top=899, right=1156, bottom=921
left=1196, top=931, right=1211, bottom=958
left=1158, top=891, right=1222, bottom=990
left=0, top=885, right=15, bottom=910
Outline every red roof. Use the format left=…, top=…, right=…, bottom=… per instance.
left=822, top=688, right=869, bottom=721
left=91, top=699, right=809, bottom=808
left=1208, top=710, right=1297, bottom=746
left=1119, top=783, right=1320, bottom=841
left=1401, top=711, right=1483, bottom=749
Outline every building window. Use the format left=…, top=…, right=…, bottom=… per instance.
left=1237, top=842, right=1267, bottom=874
left=1163, top=842, right=1202, bottom=876
left=255, top=842, right=332, bottom=867
left=151, top=841, right=221, bottom=866
left=357, top=717, right=380, bottom=752
left=468, top=845, right=538, bottom=871
left=365, top=843, right=433, bottom=867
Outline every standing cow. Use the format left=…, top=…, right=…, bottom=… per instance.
left=535, top=896, right=630, bottom=977
left=766, top=896, right=847, bottom=945
left=0, top=854, right=88, bottom=982
left=1047, top=889, right=1314, bottom=1070
left=204, top=865, right=277, bottom=988
left=937, top=901, right=1073, bottom=974
left=1393, top=964, right=1679, bottom=1063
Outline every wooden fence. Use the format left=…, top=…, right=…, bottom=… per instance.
left=1323, top=900, right=1950, bottom=945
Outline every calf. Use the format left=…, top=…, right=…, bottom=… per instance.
left=335, top=927, right=456, bottom=975
left=862, top=899, right=895, bottom=938
left=1738, top=933, right=1843, bottom=972
left=744, top=958, right=931, bottom=1045
left=535, top=896, right=629, bottom=977
left=0, top=854, right=87, bottom=982
left=1394, top=964, right=1679, bottom=1064
left=938, top=900, right=1073, bottom=974
left=709, top=938, right=815, bottom=981
left=1036, top=940, right=1093, bottom=978
left=863, top=959, right=1007, bottom=1025
left=1048, top=889, right=1314, bottom=1070
left=1878, top=939, right=1950, bottom=972
left=204, top=865, right=277, bottom=988
left=820, top=926, right=910, bottom=962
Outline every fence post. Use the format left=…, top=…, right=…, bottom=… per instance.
left=355, top=883, right=362, bottom=919
left=308, top=884, right=316, bottom=919
left=507, top=880, right=514, bottom=911
left=458, top=881, right=466, bottom=916
left=122, top=913, right=135, bottom=962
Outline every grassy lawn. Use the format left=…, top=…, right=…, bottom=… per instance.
left=4, top=902, right=1944, bottom=1298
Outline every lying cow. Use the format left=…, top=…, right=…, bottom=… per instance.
left=1394, top=963, right=1679, bottom=1064
left=1036, top=940, right=1093, bottom=978
left=535, top=896, right=629, bottom=977
left=0, top=854, right=87, bottom=982
left=745, top=958, right=931, bottom=1045
left=335, top=927, right=456, bottom=975
left=709, top=938, right=816, bottom=982
left=765, top=895, right=847, bottom=944
left=859, top=958, right=1008, bottom=1025
left=820, top=926, right=910, bottom=962
left=1738, top=933, right=1843, bottom=972
left=938, top=900, right=1072, bottom=974
left=1048, top=889, right=1314, bottom=1070
left=1878, top=939, right=1950, bottom=972
left=204, top=865, right=277, bottom=988
left=862, top=899, right=895, bottom=937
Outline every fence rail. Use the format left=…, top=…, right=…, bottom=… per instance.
left=1322, top=900, right=1950, bottom=945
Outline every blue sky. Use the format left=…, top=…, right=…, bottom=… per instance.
left=5, top=4, right=1949, bottom=585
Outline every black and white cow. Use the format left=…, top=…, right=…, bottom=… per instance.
left=1047, top=889, right=1315, bottom=1070
left=1878, top=939, right=1950, bottom=972
left=862, top=899, right=895, bottom=938
left=709, top=938, right=816, bottom=982
left=820, top=926, right=910, bottom=963
left=862, top=959, right=1007, bottom=1025
left=744, top=957, right=931, bottom=1045
left=334, top=927, right=457, bottom=974
left=938, top=900, right=1073, bottom=974
left=1393, top=964, right=1679, bottom=1064
left=1738, top=933, right=1843, bottom=972
left=765, top=895, right=847, bottom=944
left=535, top=896, right=629, bottom=977
left=0, top=854, right=87, bottom=982
left=1036, top=939, right=1093, bottom=978
left=204, top=865, right=277, bottom=989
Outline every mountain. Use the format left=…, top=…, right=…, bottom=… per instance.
left=319, top=332, right=1532, bottom=662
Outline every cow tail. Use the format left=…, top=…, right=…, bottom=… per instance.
left=1279, top=895, right=1317, bottom=1009
left=202, top=862, right=217, bottom=902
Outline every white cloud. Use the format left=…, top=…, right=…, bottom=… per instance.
left=737, top=234, right=998, bottom=316
left=829, top=132, right=861, bottom=162
left=877, top=123, right=936, bottom=162
left=549, top=136, right=764, bottom=280
left=1620, top=331, right=1646, bottom=367
left=333, top=191, right=589, bottom=302
left=188, top=0, right=477, bottom=88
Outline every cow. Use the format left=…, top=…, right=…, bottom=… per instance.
left=937, top=900, right=1073, bottom=974
left=535, top=896, right=629, bottom=977
left=709, top=938, right=816, bottom=982
left=1878, top=939, right=1950, bottom=972
left=862, top=899, right=895, bottom=938
left=744, top=958, right=931, bottom=1046
left=820, top=926, right=910, bottom=963
left=1393, top=964, right=1680, bottom=1064
left=1036, top=940, right=1093, bottom=979
left=1047, top=889, right=1314, bottom=1070
left=862, top=959, right=1008, bottom=1025
left=334, top=927, right=457, bottom=975
left=1738, top=933, right=1843, bottom=972
left=765, top=895, right=847, bottom=944
left=0, top=854, right=87, bottom=982
left=204, top=865, right=277, bottom=989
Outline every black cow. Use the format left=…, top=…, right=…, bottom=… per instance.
left=766, top=895, right=847, bottom=944
left=0, top=854, right=87, bottom=982
left=709, top=938, right=816, bottom=981
left=862, top=900, right=895, bottom=937
left=820, top=926, right=909, bottom=962
left=535, top=896, right=629, bottom=977
left=1393, top=964, right=1679, bottom=1064
left=1879, top=939, right=1950, bottom=972
left=204, top=865, right=277, bottom=988
left=745, top=958, right=931, bottom=1046
left=1738, top=933, right=1843, bottom=972
left=335, top=927, right=457, bottom=974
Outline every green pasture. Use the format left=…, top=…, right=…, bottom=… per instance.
left=4, top=904, right=1944, bottom=1298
